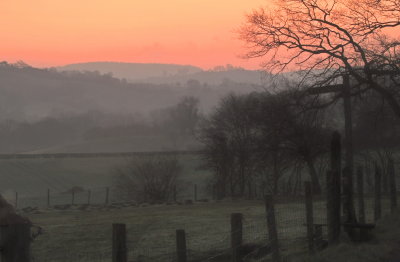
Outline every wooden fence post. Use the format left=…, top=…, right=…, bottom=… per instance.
left=112, top=224, right=127, bottom=262
left=304, top=182, right=314, bottom=254
left=47, top=189, right=50, bottom=208
left=357, top=166, right=365, bottom=224
left=0, top=224, right=31, bottom=262
left=176, top=229, right=187, bottom=262
left=194, top=184, right=197, bottom=202
left=88, top=190, right=91, bottom=205
left=105, top=187, right=110, bottom=205
left=231, top=213, right=243, bottom=262
left=374, top=164, right=382, bottom=222
left=265, top=195, right=280, bottom=262
left=327, top=131, right=341, bottom=245
left=389, top=158, right=397, bottom=213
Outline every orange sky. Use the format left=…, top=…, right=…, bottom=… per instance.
left=0, top=0, right=269, bottom=69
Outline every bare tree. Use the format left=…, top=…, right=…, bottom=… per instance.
left=113, top=155, right=182, bottom=203
left=252, top=90, right=330, bottom=194
left=198, top=94, right=258, bottom=199
left=152, top=96, right=200, bottom=148
left=198, top=91, right=330, bottom=196
left=240, top=0, right=400, bottom=115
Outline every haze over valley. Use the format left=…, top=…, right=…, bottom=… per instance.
left=0, top=61, right=264, bottom=153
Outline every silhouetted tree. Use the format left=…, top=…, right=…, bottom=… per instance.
left=198, top=94, right=258, bottom=198
left=240, top=0, right=400, bottom=116
left=199, top=91, right=330, bottom=196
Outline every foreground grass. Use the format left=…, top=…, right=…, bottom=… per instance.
left=294, top=210, right=400, bottom=262
left=25, top=198, right=394, bottom=262
left=27, top=200, right=309, bottom=262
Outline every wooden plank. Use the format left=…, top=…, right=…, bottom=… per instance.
left=375, top=164, right=382, bottom=222
left=304, top=182, right=314, bottom=254
left=389, top=158, right=397, bottom=212
left=327, top=131, right=341, bottom=245
left=112, top=224, right=127, bottom=262
left=265, top=195, right=280, bottom=262
left=357, top=166, right=365, bottom=223
left=0, top=224, right=31, bottom=262
left=176, top=229, right=187, bottom=262
left=231, top=213, right=243, bottom=262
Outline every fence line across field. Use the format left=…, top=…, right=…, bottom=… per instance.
left=3, top=134, right=400, bottom=262
left=12, top=182, right=212, bottom=210
left=10, top=186, right=400, bottom=262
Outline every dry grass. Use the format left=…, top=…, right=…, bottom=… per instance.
left=27, top=199, right=309, bottom=262
left=24, top=194, right=395, bottom=262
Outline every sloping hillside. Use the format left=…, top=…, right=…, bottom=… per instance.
left=58, top=62, right=202, bottom=81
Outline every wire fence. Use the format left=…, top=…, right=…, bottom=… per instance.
left=27, top=196, right=310, bottom=262
left=25, top=192, right=398, bottom=262
left=11, top=181, right=213, bottom=211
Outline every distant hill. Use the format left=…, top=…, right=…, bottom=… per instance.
left=0, top=61, right=259, bottom=121
left=0, top=61, right=262, bottom=153
left=143, top=68, right=267, bottom=86
left=58, top=62, right=203, bottom=82
left=58, top=61, right=269, bottom=86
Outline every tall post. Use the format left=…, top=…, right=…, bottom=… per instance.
left=0, top=224, right=31, bottom=262
left=71, top=191, right=75, bottom=205
left=374, top=164, right=382, bottom=222
left=389, top=158, right=397, bottom=213
left=231, top=213, right=243, bottom=262
left=304, top=182, right=314, bottom=254
left=357, top=166, right=365, bottom=224
left=342, top=74, right=356, bottom=222
left=176, top=229, right=187, bottom=262
left=265, top=195, right=280, bottom=262
left=105, top=187, right=110, bottom=205
left=327, top=131, right=341, bottom=245
left=112, top=224, right=127, bottom=262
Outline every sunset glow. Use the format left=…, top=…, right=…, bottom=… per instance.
left=0, top=0, right=269, bottom=69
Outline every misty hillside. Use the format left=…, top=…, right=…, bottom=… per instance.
left=0, top=62, right=261, bottom=121
left=58, top=62, right=203, bottom=82
left=143, top=67, right=267, bottom=85
left=0, top=61, right=261, bottom=153
left=58, top=62, right=268, bottom=86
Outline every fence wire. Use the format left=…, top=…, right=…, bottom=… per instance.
left=27, top=191, right=395, bottom=262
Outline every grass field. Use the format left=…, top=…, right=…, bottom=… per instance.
left=27, top=200, right=305, bottom=262
left=0, top=153, right=211, bottom=208
left=24, top=197, right=394, bottom=262
left=1, top=154, right=397, bottom=261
